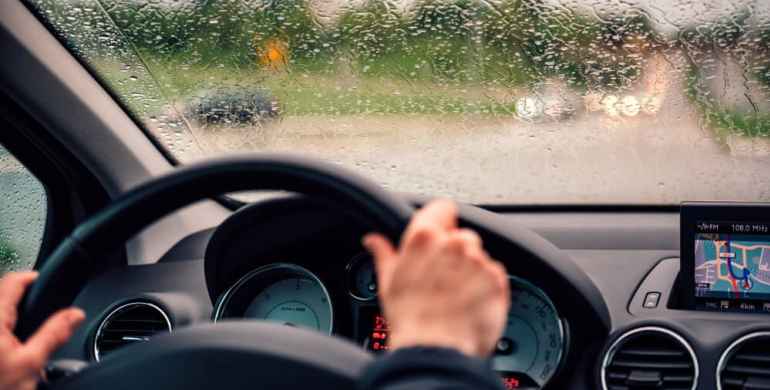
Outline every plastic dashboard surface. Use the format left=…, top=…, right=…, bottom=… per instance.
left=54, top=200, right=770, bottom=390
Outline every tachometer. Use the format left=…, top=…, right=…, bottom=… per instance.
left=213, top=263, right=333, bottom=334
left=493, top=276, right=566, bottom=389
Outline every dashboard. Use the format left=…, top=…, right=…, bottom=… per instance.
left=54, top=197, right=770, bottom=390
left=212, top=257, right=566, bottom=388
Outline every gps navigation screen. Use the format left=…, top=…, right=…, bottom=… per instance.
left=694, top=221, right=770, bottom=312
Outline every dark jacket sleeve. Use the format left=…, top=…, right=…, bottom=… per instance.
left=358, top=347, right=507, bottom=390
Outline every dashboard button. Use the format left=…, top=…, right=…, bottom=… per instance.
left=495, top=337, right=514, bottom=355
left=643, top=292, right=661, bottom=308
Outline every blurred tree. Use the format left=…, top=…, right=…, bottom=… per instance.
left=405, top=0, right=478, bottom=81
left=249, top=0, right=335, bottom=70
left=337, top=0, right=409, bottom=76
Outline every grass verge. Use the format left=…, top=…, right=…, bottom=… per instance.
left=98, top=58, right=522, bottom=118
left=686, top=68, right=770, bottom=139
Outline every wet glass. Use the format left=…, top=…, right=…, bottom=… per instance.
left=0, top=144, right=47, bottom=275
left=23, top=0, right=770, bottom=204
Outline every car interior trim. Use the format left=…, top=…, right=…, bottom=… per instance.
left=715, top=331, right=770, bottom=390
left=601, top=326, right=699, bottom=390
left=92, top=301, right=172, bottom=362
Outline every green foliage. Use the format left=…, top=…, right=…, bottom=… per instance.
left=756, top=60, right=770, bottom=89
left=751, top=29, right=770, bottom=89
left=337, top=0, right=405, bottom=58
left=100, top=0, right=334, bottom=67
left=679, top=11, right=749, bottom=50
left=39, top=0, right=680, bottom=120
left=337, top=0, right=535, bottom=85
left=182, top=1, right=263, bottom=65
left=706, top=110, right=770, bottom=138
left=101, top=0, right=197, bottom=56
left=0, top=239, right=18, bottom=274
left=686, top=68, right=770, bottom=138
left=71, top=0, right=656, bottom=90
left=249, top=0, right=336, bottom=69
left=406, top=0, right=477, bottom=80
left=507, top=3, right=651, bottom=89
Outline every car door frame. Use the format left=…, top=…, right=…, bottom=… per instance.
left=0, top=92, right=116, bottom=271
left=0, top=0, right=230, bottom=265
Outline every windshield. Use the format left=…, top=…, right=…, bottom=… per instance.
left=24, top=0, right=770, bottom=204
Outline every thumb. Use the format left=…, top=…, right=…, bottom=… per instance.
left=363, top=233, right=397, bottom=292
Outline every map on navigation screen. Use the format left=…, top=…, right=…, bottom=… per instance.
left=694, top=233, right=770, bottom=300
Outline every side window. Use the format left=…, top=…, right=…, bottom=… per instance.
left=0, top=144, right=47, bottom=275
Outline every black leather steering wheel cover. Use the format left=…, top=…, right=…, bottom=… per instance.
left=452, top=203, right=610, bottom=330
left=16, top=155, right=413, bottom=340
left=51, top=322, right=374, bottom=390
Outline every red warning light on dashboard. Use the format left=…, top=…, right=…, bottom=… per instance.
left=501, top=376, right=520, bottom=389
left=370, top=314, right=390, bottom=352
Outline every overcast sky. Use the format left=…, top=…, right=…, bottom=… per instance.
left=309, top=0, right=770, bottom=37
left=139, top=0, right=770, bottom=38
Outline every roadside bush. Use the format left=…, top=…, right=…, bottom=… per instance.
left=0, top=239, right=18, bottom=274
left=337, top=0, right=410, bottom=76
left=338, top=0, right=533, bottom=85
left=755, top=29, right=770, bottom=87
left=500, top=1, right=653, bottom=90
left=687, top=69, right=770, bottom=138
left=406, top=0, right=478, bottom=81
left=476, top=0, right=540, bottom=86
left=29, top=0, right=135, bottom=58
left=248, top=0, right=336, bottom=70
left=579, top=14, right=653, bottom=89
left=682, top=13, right=770, bottom=138
left=100, top=0, right=198, bottom=57
left=86, top=0, right=655, bottom=91
left=96, top=0, right=335, bottom=68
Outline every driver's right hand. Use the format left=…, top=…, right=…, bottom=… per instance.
left=363, top=199, right=511, bottom=358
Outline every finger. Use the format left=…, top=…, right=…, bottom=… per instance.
left=404, top=199, right=458, bottom=244
left=18, top=308, right=85, bottom=370
left=453, top=228, right=482, bottom=249
left=441, top=232, right=487, bottom=274
left=448, top=250, right=489, bottom=294
left=363, top=234, right=397, bottom=292
left=0, top=271, right=38, bottom=331
left=448, top=229, right=485, bottom=261
left=402, top=225, right=441, bottom=255
left=488, top=261, right=510, bottom=295
left=441, top=230, right=485, bottom=265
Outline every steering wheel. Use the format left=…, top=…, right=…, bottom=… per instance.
left=15, top=155, right=609, bottom=390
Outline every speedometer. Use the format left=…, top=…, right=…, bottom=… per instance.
left=213, top=263, right=333, bottom=334
left=493, top=276, right=566, bottom=389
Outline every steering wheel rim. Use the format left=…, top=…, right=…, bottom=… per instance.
left=16, top=154, right=413, bottom=340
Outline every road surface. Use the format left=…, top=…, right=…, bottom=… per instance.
left=164, top=56, right=770, bottom=205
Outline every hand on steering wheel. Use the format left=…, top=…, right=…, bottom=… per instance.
left=9, top=156, right=604, bottom=390
left=0, top=272, right=84, bottom=390
left=364, top=200, right=511, bottom=358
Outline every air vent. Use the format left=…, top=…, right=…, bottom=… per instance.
left=718, top=332, right=770, bottom=390
left=602, top=327, right=698, bottom=390
left=93, top=302, right=171, bottom=361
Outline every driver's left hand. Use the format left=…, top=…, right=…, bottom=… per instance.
left=0, top=272, right=85, bottom=390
